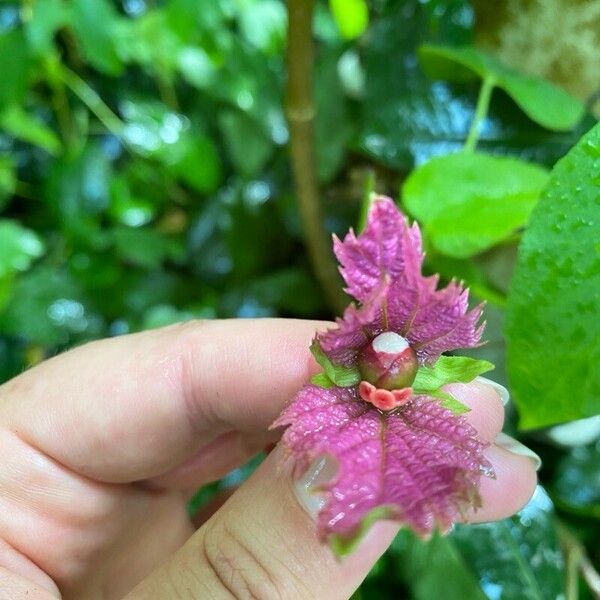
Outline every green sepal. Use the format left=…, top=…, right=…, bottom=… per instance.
left=310, top=340, right=361, bottom=388
left=329, top=506, right=394, bottom=558
left=413, top=356, right=494, bottom=415
left=426, top=389, right=471, bottom=415
left=311, top=371, right=335, bottom=388
left=413, top=356, right=494, bottom=391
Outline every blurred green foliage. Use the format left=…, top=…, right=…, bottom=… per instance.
left=0, top=0, right=599, bottom=598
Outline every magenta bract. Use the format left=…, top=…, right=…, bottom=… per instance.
left=271, top=196, right=492, bottom=553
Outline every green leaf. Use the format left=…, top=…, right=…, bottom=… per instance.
left=314, top=45, right=354, bottom=183
left=413, top=356, right=494, bottom=391
left=418, top=44, right=585, bottom=131
left=238, top=0, right=287, bottom=55
left=0, top=30, right=31, bottom=110
left=115, top=9, right=182, bottom=77
left=109, top=177, right=155, bottom=228
left=310, top=340, right=361, bottom=388
left=0, top=157, right=16, bottom=210
left=0, top=220, right=45, bottom=278
left=247, top=268, right=325, bottom=316
left=0, top=267, right=90, bottom=346
left=402, top=152, right=549, bottom=258
left=218, top=109, right=273, bottom=177
left=70, top=0, right=125, bottom=75
left=164, top=136, right=222, bottom=194
left=177, top=46, right=216, bottom=89
left=392, top=530, right=488, bottom=600
left=392, top=487, right=565, bottom=600
left=112, top=227, right=181, bottom=270
left=551, top=443, right=600, bottom=519
left=329, top=0, right=369, bottom=40
left=0, top=274, right=14, bottom=312
left=506, top=122, right=600, bottom=429
left=24, top=0, right=70, bottom=56
left=450, top=487, right=565, bottom=600
left=0, top=105, right=61, bottom=155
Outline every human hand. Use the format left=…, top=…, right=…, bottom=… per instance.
left=0, top=319, right=538, bottom=599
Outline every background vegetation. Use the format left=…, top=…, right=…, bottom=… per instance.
left=0, top=0, right=598, bottom=597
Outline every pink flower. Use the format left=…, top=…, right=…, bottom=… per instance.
left=271, top=196, right=494, bottom=555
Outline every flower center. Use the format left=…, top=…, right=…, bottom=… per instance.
left=358, top=332, right=418, bottom=390
left=357, top=332, right=418, bottom=411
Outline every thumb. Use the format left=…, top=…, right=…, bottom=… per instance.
left=0, top=567, right=60, bottom=599
left=127, top=445, right=398, bottom=599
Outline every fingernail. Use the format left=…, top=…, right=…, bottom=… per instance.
left=293, top=456, right=337, bottom=518
left=476, top=376, right=510, bottom=406
left=495, top=432, right=542, bottom=471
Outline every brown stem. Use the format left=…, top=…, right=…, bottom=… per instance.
left=285, top=0, right=347, bottom=314
left=557, top=520, right=600, bottom=599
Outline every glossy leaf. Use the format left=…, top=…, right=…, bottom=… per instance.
left=0, top=220, right=45, bottom=278
left=451, top=487, right=565, bottom=600
left=357, top=2, right=586, bottom=172
left=402, top=152, right=549, bottom=258
left=393, top=487, right=565, bottom=600
left=506, top=122, right=600, bottom=429
left=419, top=44, right=585, bottom=131
left=392, top=530, right=487, bottom=600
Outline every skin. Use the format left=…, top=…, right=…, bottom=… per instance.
left=0, top=319, right=538, bottom=599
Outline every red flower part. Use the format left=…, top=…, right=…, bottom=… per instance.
left=358, top=381, right=412, bottom=411
left=271, top=196, right=492, bottom=554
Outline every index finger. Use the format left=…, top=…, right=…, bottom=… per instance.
left=0, top=319, right=325, bottom=483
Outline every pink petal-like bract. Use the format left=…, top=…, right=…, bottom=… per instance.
left=272, top=196, right=492, bottom=552
left=273, top=385, right=492, bottom=544
left=322, top=196, right=484, bottom=365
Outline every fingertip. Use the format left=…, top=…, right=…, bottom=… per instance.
left=467, top=444, right=538, bottom=523
left=443, top=380, right=505, bottom=443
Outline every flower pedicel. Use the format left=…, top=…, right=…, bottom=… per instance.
left=271, top=196, right=495, bottom=556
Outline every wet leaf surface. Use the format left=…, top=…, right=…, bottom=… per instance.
left=506, top=122, right=600, bottom=429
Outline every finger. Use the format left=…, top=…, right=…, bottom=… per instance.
left=0, top=537, right=61, bottom=599
left=467, top=444, right=538, bottom=522
left=146, top=429, right=280, bottom=491
left=127, top=423, right=537, bottom=600
left=0, top=319, right=325, bottom=483
left=0, top=566, right=58, bottom=599
left=443, top=380, right=505, bottom=443
left=126, top=445, right=400, bottom=600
